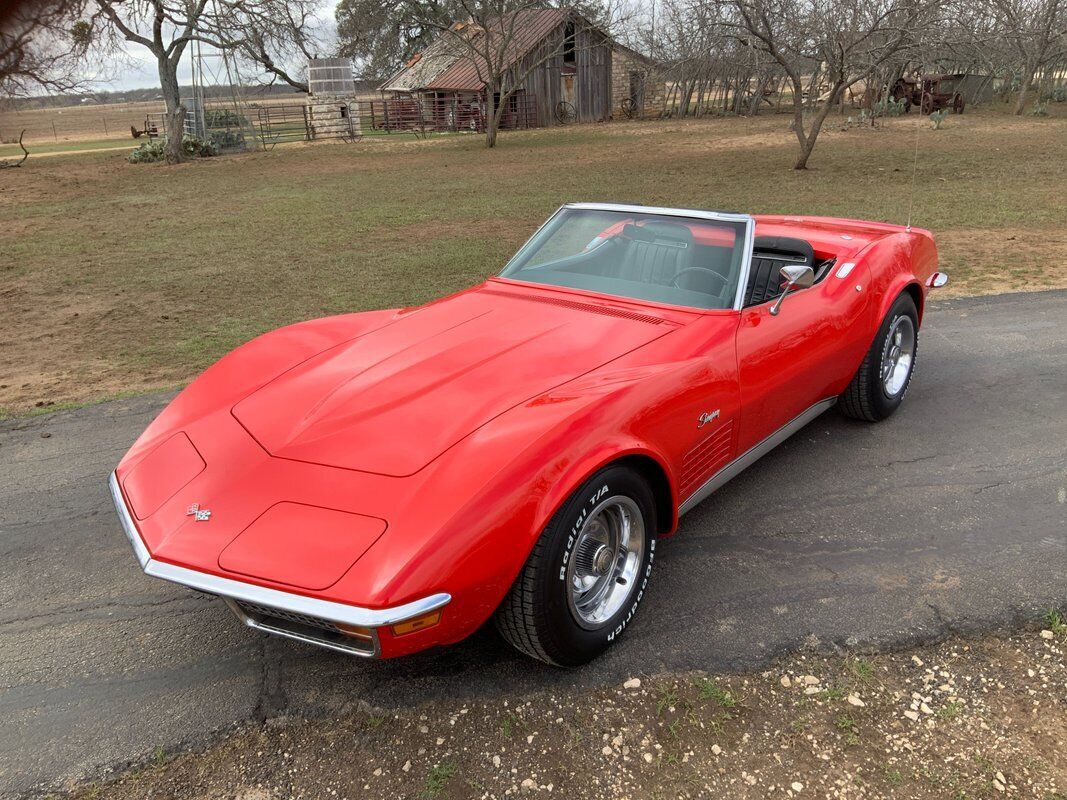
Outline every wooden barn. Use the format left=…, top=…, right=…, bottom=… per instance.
left=378, top=9, right=620, bottom=129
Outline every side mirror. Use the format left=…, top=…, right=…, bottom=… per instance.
left=926, top=272, right=949, bottom=288
left=769, top=264, right=815, bottom=316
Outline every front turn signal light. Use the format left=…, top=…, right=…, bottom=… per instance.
left=391, top=610, right=442, bottom=637
left=337, top=623, right=375, bottom=643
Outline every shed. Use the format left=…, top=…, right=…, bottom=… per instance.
left=378, top=9, right=619, bottom=129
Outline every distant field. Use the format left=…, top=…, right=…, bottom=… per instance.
left=0, top=100, right=163, bottom=146
left=1, top=108, right=1064, bottom=416
left=0, top=93, right=380, bottom=149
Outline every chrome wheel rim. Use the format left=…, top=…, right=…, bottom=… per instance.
left=881, top=316, right=915, bottom=397
left=566, top=496, right=645, bottom=630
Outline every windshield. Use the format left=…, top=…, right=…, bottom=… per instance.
left=500, top=207, right=750, bottom=310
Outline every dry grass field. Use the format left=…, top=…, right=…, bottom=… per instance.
left=0, top=93, right=377, bottom=153
left=0, top=100, right=164, bottom=146
left=2, top=108, right=1065, bottom=417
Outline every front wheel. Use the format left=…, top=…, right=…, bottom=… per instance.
left=494, top=466, right=657, bottom=666
left=839, top=292, right=919, bottom=422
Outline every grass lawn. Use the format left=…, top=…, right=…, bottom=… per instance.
left=2, top=109, right=1065, bottom=417
left=0, top=137, right=136, bottom=158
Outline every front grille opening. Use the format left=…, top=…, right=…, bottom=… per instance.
left=231, top=600, right=377, bottom=656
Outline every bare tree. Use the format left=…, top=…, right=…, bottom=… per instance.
left=83, top=0, right=324, bottom=164
left=85, top=0, right=206, bottom=164
left=642, top=0, right=737, bottom=117
left=400, top=1, right=623, bottom=147
left=211, top=0, right=327, bottom=91
left=726, top=0, right=932, bottom=169
left=0, top=0, right=90, bottom=96
left=988, top=0, right=1066, bottom=113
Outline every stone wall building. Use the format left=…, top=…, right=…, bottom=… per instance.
left=610, top=44, right=665, bottom=119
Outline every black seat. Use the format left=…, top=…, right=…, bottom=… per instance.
left=614, top=221, right=694, bottom=285
left=744, top=235, right=815, bottom=307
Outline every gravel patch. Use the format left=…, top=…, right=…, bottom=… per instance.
left=64, top=627, right=1066, bottom=800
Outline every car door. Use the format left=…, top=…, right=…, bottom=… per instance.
left=735, top=262, right=872, bottom=454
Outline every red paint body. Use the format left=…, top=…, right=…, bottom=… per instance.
left=114, top=214, right=937, bottom=658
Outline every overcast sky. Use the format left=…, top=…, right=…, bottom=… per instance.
left=91, top=3, right=341, bottom=92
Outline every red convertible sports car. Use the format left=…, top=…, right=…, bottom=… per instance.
left=110, top=203, right=946, bottom=666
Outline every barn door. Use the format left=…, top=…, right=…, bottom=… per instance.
left=556, top=72, right=578, bottom=124
left=561, top=74, right=575, bottom=106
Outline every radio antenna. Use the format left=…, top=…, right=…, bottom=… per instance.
left=905, top=43, right=926, bottom=233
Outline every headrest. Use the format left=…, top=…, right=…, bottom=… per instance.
left=753, top=235, right=814, bottom=264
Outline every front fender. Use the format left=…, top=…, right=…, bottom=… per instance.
left=534, top=439, right=676, bottom=539
left=866, top=229, right=938, bottom=334
left=340, top=382, right=677, bottom=653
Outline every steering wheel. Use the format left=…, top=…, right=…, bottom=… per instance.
left=671, top=267, right=727, bottom=293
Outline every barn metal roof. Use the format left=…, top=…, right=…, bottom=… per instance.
left=379, top=8, right=571, bottom=93
left=379, top=34, right=469, bottom=93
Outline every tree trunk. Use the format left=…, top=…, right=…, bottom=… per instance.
left=159, top=56, right=185, bottom=164
left=1014, top=67, right=1035, bottom=115
left=747, top=75, right=766, bottom=116
left=792, top=85, right=841, bottom=170
left=484, top=85, right=498, bottom=148
left=804, top=66, right=821, bottom=110
left=790, top=77, right=808, bottom=168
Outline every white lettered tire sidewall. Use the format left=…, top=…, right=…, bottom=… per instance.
left=495, top=465, right=657, bottom=666
left=545, top=467, right=656, bottom=664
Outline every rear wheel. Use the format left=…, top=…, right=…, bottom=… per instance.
left=495, top=465, right=657, bottom=666
left=839, top=292, right=919, bottom=422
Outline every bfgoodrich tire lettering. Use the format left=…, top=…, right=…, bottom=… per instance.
left=840, top=292, right=919, bottom=422
left=494, top=466, right=657, bottom=666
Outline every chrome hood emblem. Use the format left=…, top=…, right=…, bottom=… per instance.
left=186, top=503, right=212, bottom=522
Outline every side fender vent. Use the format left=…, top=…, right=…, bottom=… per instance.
left=680, top=420, right=733, bottom=495
left=480, top=288, right=665, bottom=325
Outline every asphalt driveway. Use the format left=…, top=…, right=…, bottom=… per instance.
left=1, top=290, right=1065, bottom=797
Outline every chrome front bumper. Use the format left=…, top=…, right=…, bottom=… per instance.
left=108, top=471, right=450, bottom=657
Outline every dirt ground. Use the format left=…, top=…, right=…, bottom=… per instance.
left=67, top=626, right=1066, bottom=800
left=2, top=110, right=1066, bottom=418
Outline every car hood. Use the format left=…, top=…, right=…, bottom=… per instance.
left=231, top=286, right=675, bottom=476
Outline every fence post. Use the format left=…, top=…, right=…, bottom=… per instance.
left=103, top=116, right=108, bottom=136
left=302, top=105, right=311, bottom=141
left=52, top=121, right=58, bottom=142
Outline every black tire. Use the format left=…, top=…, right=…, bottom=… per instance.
left=839, top=292, right=919, bottom=422
left=494, top=465, right=657, bottom=666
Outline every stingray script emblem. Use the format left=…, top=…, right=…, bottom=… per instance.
left=697, top=410, right=720, bottom=428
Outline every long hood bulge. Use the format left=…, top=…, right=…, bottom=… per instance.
left=231, top=289, right=672, bottom=476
